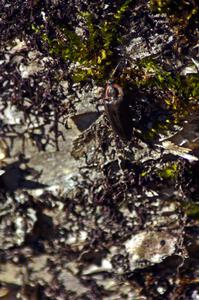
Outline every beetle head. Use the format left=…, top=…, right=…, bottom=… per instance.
left=105, top=81, right=124, bottom=102
left=105, top=81, right=118, bottom=99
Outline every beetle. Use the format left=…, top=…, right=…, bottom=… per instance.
left=104, top=80, right=133, bottom=141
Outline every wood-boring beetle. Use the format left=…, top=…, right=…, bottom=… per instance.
left=104, top=79, right=133, bottom=141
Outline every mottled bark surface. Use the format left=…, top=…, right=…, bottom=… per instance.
left=0, top=1, right=198, bottom=299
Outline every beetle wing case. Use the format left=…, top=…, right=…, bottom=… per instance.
left=104, top=83, right=132, bottom=141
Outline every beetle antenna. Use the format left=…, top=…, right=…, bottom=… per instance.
left=110, top=61, right=122, bottom=78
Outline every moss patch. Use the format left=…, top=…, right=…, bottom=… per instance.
left=158, top=162, right=179, bottom=179
left=185, top=203, right=199, bottom=219
left=32, top=0, right=134, bottom=82
left=149, top=0, right=198, bottom=31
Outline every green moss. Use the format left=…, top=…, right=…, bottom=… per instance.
left=134, top=58, right=199, bottom=141
left=158, top=162, right=179, bottom=179
left=32, top=0, right=134, bottom=82
left=137, top=59, right=198, bottom=102
left=144, top=128, right=158, bottom=141
left=185, top=203, right=199, bottom=219
left=149, top=0, right=198, bottom=23
left=31, top=23, right=40, bottom=34
left=182, top=74, right=199, bottom=99
left=149, top=0, right=181, bottom=13
left=140, top=171, right=148, bottom=177
left=137, top=59, right=199, bottom=115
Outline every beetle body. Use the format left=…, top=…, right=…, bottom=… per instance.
left=104, top=81, right=132, bottom=141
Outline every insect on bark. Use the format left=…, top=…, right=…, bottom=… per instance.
left=104, top=80, right=133, bottom=141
